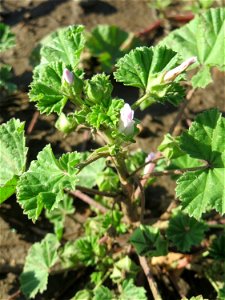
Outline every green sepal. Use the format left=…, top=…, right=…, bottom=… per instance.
left=55, top=113, right=78, bottom=134
left=61, top=68, right=84, bottom=105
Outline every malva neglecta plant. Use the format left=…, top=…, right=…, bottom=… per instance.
left=0, top=7, right=224, bottom=300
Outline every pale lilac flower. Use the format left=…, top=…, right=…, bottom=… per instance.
left=164, top=56, right=197, bottom=83
left=63, top=68, right=74, bottom=84
left=119, top=103, right=135, bottom=135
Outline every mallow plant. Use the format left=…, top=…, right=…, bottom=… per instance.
left=0, top=7, right=224, bottom=300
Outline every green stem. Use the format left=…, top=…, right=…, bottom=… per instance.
left=131, top=93, right=154, bottom=110
left=94, top=270, right=111, bottom=291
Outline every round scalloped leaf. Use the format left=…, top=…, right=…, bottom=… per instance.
left=114, top=46, right=180, bottom=89
left=40, top=25, right=85, bottom=69
left=20, top=234, right=60, bottom=299
left=176, top=109, right=225, bottom=219
left=161, top=8, right=225, bottom=87
left=130, top=225, right=168, bottom=257
left=167, top=211, right=208, bottom=252
left=86, top=24, right=141, bottom=72
left=29, top=61, right=67, bottom=114
left=0, top=119, right=28, bottom=203
left=17, top=145, right=81, bottom=221
left=114, top=46, right=185, bottom=108
left=119, top=279, right=147, bottom=300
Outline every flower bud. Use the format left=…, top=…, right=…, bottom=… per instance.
left=55, top=113, right=77, bottom=134
left=143, top=152, right=155, bottom=175
left=164, top=56, right=197, bottom=82
left=62, top=68, right=74, bottom=85
left=119, top=103, right=135, bottom=135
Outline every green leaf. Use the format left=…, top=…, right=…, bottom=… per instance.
left=20, top=234, right=60, bottom=299
left=161, top=8, right=225, bottom=87
left=93, top=286, right=114, bottom=300
left=114, top=46, right=185, bottom=108
left=87, top=25, right=141, bottom=72
left=84, top=73, right=113, bottom=107
left=17, top=145, right=81, bottom=221
left=119, top=279, right=147, bottom=300
left=158, top=134, right=185, bottom=159
left=191, top=65, right=212, bottom=88
left=168, top=154, right=204, bottom=170
left=0, top=119, right=27, bottom=203
left=0, top=64, right=17, bottom=93
left=209, top=233, right=225, bottom=261
left=29, top=62, right=67, bottom=114
left=96, top=168, right=119, bottom=192
left=86, top=98, right=124, bottom=130
left=176, top=109, right=225, bottom=219
left=61, top=235, right=107, bottom=268
left=46, top=194, right=75, bottom=240
left=77, top=157, right=105, bottom=188
left=75, top=235, right=107, bottom=266
left=40, top=25, right=85, bottom=69
left=0, top=23, right=15, bottom=52
left=167, top=211, right=208, bottom=251
left=110, top=256, right=139, bottom=283
left=72, top=289, right=92, bottom=300
left=130, top=225, right=168, bottom=257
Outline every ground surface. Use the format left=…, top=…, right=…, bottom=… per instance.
left=0, top=1, right=224, bottom=299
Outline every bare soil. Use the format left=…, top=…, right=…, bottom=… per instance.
left=0, top=1, right=224, bottom=299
